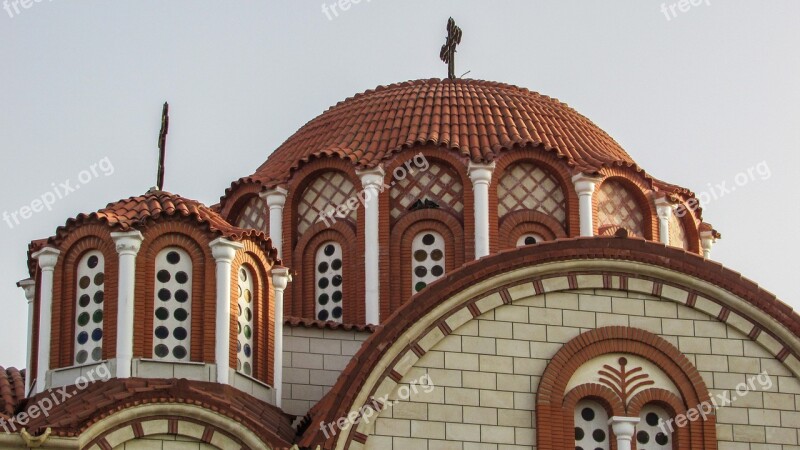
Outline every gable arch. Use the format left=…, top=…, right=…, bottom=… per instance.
left=294, top=238, right=800, bottom=449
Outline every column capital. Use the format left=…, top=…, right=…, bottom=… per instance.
left=260, top=187, right=289, bottom=208
left=608, top=416, right=640, bottom=448
left=572, top=172, right=603, bottom=194
left=272, top=266, right=292, bottom=291
left=467, top=161, right=496, bottom=185
left=111, top=230, right=145, bottom=256
left=17, top=278, right=35, bottom=303
left=655, top=198, right=675, bottom=221
left=209, top=237, right=244, bottom=263
left=32, top=247, right=60, bottom=270
left=356, top=166, right=386, bottom=189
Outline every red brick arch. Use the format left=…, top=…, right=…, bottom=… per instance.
left=293, top=221, right=360, bottom=323
left=51, top=224, right=118, bottom=370
left=136, top=222, right=215, bottom=362
left=498, top=210, right=568, bottom=247
left=595, top=167, right=658, bottom=240
left=536, top=327, right=716, bottom=450
left=388, top=209, right=464, bottom=316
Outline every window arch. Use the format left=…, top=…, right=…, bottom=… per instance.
left=497, top=161, right=567, bottom=226
left=411, top=231, right=445, bottom=294
left=390, top=161, right=464, bottom=222
left=574, top=399, right=610, bottom=450
left=637, top=404, right=673, bottom=449
left=237, top=266, right=255, bottom=376
left=153, top=247, right=192, bottom=362
left=597, top=179, right=646, bottom=237
left=315, top=242, right=343, bottom=323
left=235, top=195, right=268, bottom=233
left=74, top=250, right=105, bottom=365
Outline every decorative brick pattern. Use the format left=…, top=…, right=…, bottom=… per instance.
left=669, top=211, right=690, bottom=250
left=297, top=171, right=358, bottom=235
left=597, top=179, right=646, bottom=237
left=497, top=161, right=566, bottom=225
left=390, top=162, right=464, bottom=221
left=235, top=195, right=269, bottom=233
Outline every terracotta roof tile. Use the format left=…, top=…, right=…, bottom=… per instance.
left=223, top=78, right=640, bottom=198
left=21, top=378, right=294, bottom=447
left=0, top=367, right=25, bottom=419
left=285, top=316, right=376, bottom=333
left=40, top=190, right=278, bottom=262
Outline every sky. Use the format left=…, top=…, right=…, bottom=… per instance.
left=0, top=1, right=798, bottom=368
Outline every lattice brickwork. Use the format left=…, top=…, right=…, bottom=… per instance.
left=297, top=171, right=358, bottom=235
left=497, top=162, right=566, bottom=225
left=236, top=196, right=268, bottom=233
left=669, top=212, right=689, bottom=250
left=390, top=163, right=463, bottom=220
left=597, top=180, right=645, bottom=237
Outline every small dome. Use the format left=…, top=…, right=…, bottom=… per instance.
left=247, top=78, right=636, bottom=188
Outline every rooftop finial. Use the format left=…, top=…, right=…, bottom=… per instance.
left=156, top=101, right=169, bottom=191
left=440, top=17, right=462, bottom=79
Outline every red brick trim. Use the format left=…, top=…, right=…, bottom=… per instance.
left=628, top=388, right=697, bottom=450
left=231, top=240, right=275, bottom=385
left=218, top=181, right=264, bottom=222
left=672, top=199, right=702, bottom=254
left=498, top=210, right=567, bottom=247
left=536, top=327, right=715, bottom=450
left=50, top=225, right=118, bottom=370
left=136, top=222, right=214, bottom=362
left=84, top=415, right=251, bottom=450
left=388, top=210, right=465, bottom=316
left=284, top=159, right=362, bottom=324
left=296, top=237, right=797, bottom=449
left=491, top=149, right=579, bottom=247
left=293, top=221, right=360, bottom=323
left=595, top=168, right=658, bottom=240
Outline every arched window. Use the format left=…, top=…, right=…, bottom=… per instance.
left=315, top=242, right=343, bottom=323
left=516, top=233, right=544, bottom=247
left=597, top=179, right=645, bottom=237
left=669, top=212, right=689, bottom=250
left=236, top=196, right=268, bottom=233
left=153, top=247, right=192, bottom=362
left=411, top=231, right=445, bottom=294
left=237, top=266, right=255, bottom=376
left=74, top=250, right=105, bottom=365
left=637, top=404, right=673, bottom=449
left=574, top=399, right=610, bottom=450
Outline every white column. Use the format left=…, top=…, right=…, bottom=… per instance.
left=609, top=416, right=640, bottom=450
left=357, top=166, right=385, bottom=325
left=700, top=230, right=716, bottom=259
left=467, top=162, right=495, bottom=259
left=572, top=173, right=602, bottom=237
left=209, top=238, right=244, bottom=385
left=111, top=231, right=144, bottom=379
left=261, top=187, right=288, bottom=258
left=655, top=198, right=673, bottom=245
left=272, top=266, right=291, bottom=408
left=31, top=247, right=60, bottom=394
left=17, top=278, right=35, bottom=396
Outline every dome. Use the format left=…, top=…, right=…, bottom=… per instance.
left=246, top=78, right=638, bottom=188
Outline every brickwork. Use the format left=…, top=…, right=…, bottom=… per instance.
left=364, top=290, right=800, bottom=449
left=282, top=325, right=371, bottom=417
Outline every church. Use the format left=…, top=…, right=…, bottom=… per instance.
left=1, top=21, right=798, bottom=450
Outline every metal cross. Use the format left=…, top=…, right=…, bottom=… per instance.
left=440, top=17, right=462, bottom=79
left=156, top=102, right=169, bottom=191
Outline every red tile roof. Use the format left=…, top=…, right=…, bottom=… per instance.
left=0, top=367, right=25, bottom=419
left=229, top=78, right=639, bottom=192
left=20, top=378, right=295, bottom=446
left=285, top=316, right=376, bottom=333
left=41, top=190, right=278, bottom=258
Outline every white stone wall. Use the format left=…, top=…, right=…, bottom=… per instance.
left=362, top=289, right=800, bottom=450
left=282, top=325, right=371, bottom=417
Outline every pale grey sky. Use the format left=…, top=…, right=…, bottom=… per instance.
left=1, top=1, right=797, bottom=367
